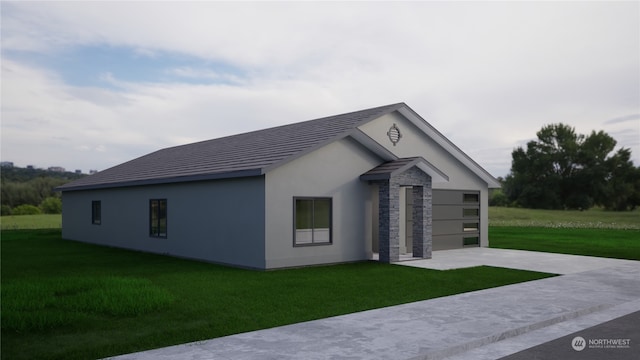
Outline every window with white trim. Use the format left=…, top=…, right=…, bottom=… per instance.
left=294, top=197, right=332, bottom=246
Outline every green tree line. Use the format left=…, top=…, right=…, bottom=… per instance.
left=501, top=123, right=640, bottom=211
left=1, top=167, right=86, bottom=215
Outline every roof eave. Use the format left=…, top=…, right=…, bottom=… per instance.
left=57, top=168, right=264, bottom=192
left=350, top=129, right=398, bottom=162
left=359, top=173, right=391, bottom=181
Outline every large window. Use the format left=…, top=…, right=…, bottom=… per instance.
left=149, top=199, right=167, bottom=238
left=294, top=197, right=332, bottom=246
left=91, top=200, right=101, bottom=225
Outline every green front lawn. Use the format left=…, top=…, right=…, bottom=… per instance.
left=490, top=226, right=640, bottom=260
left=1, top=230, right=554, bottom=360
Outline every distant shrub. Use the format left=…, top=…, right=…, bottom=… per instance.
left=489, top=189, right=509, bottom=207
left=12, top=204, right=42, bottom=215
left=40, top=197, right=62, bottom=214
left=1, top=204, right=12, bottom=216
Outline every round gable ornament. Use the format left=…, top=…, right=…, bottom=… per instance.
left=387, top=123, right=402, bottom=146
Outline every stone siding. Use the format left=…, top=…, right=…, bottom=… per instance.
left=376, top=166, right=432, bottom=263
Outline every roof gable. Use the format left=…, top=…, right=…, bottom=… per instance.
left=394, top=107, right=501, bottom=188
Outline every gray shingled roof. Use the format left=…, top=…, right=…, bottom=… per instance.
left=58, top=103, right=406, bottom=191
left=360, top=157, right=449, bottom=182
left=360, top=157, right=425, bottom=181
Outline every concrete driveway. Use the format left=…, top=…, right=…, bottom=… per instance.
left=396, top=247, right=639, bottom=274
left=106, top=250, right=640, bottom=360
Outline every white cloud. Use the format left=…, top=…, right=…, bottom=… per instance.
left=1, top=1, right=638, bottom=176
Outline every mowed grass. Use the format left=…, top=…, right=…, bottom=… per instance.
left=489, top=206, right=640, bottom=260
left=489, top=206, right=639, bottom=229
left=490, top=227, right=640, bottom=260
left=0, top=214, right=62, bottom=230
left=1, top=230, right=554, bottom=360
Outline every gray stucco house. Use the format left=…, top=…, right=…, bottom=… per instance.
left=58, top=103, right=500, bottom=269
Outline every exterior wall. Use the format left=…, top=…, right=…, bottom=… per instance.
left=62, top=176, right=266, bottom=269
left=358, top=112, right=490, bottom=247
left=264, top=137, right=382, bottom=269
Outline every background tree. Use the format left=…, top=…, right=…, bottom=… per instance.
left=504, top=123, right=639, bottom=211
left=599, top=148, right=640, bottom=211
left=1, top=166, right=86, bottom=214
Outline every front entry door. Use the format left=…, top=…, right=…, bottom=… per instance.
left=405, top=186, right=413, bottom=253
left=399, top=186, right=413, bottom=255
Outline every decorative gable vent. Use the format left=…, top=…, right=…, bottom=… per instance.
left=387, top=123, right=402, bottom=146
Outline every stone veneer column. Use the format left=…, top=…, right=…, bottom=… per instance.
left=374, top=165, right=432, bottom=263
left=378, top=181, right=400, bottom=263
left=412, top=184, right=433, bottom=259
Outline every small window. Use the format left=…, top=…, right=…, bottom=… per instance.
left=463, top=222, right=479, bottom=232
left=150, top=199, right=167, bottom=238
left=463, top=193, right=479, bottom=203
left=91, top=201, right=101, bottom=225
left=464, top=236, right=479, bottom=246
left=294, top=197, right=332, bottom=246
left=463, top=208, right=479, bottom=217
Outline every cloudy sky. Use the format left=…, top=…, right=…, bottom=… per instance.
left=2, top=1, right=638, bottom=177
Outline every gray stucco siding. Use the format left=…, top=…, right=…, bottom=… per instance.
left=358, top=112, right=486, bottom=189
left=264, top=137, right=382, bottom=269
left=357, top=112, right=490, bottom=247
left=62, top=176, right=266, bottom=269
